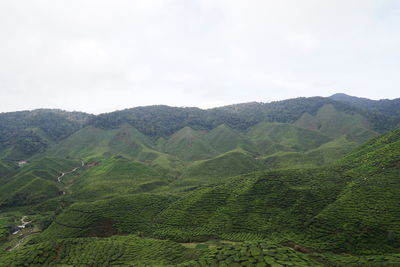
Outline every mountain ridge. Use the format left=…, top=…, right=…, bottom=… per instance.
left=330, top=93, right=400, bottom=118
left=1, top=93, right=400, bottom=266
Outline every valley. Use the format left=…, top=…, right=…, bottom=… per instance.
left=0, top=94, right=399, bottom=266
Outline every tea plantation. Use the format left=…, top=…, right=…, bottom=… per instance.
left=1, top=99, right=400, bottom=266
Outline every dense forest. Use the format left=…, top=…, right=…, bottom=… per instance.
left=0, top=110, right=91, bottom=159
left=91, top=96, right=399, bottom=137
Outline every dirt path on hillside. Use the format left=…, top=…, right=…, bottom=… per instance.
left=57, top=161, right=85, bottom=183
left=57, top=161, right=85, bottom=195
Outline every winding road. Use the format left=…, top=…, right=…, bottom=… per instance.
left=57, top=160, right=85, bottom=195
left=57, top=160, right=85, bottom=183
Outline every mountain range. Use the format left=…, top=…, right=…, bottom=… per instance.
left=0, top=93, right=400, bottom=266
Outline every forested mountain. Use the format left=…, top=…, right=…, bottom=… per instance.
left=91, top=96, right=398, bottom=137
left=0, top=110, right=92, bottom=160
left=1, top=96, right=398, bottom=162
left=1, top=95, right=400, bottom=266
left=331, top=93, right=400, bottom=118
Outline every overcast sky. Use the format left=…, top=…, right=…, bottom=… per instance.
left=0, top=0, right=399, bottom=114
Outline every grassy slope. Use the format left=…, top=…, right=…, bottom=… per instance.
left=66, top=156, right=171, bottom=201
left=1, top=234, right=339, bottom=267
left=247, top=122, right=332, bottom=154
left=35, top=129, right=400, bottom=254
left=204, top=124, right=257, bottom=154
left=261, top=136, right=360, bottom=169
left=156, top=167, right=349, bottom=242
left=248, top=103, right=379, bottom=170
left=295, top=104, right=378, bottom=142
left=159, top=124, right=256, bottom=161
left=1, top=103, right=392, bottom=265
left=0, top=160, right=17, bottom=179
left=49, top=124, right=150, bottom=160
left=183, top=241, right=323, bottom=267
left=6, top=234, right=400, bottom=266
left=32, top=194, right=178, bottom=242
left=172, top=129, right=400, bottom=255
left=177, top=105, right=379, bottom=181
left=49, top=124, right=185, bottom=176
left=1, top=235, right=198, bottom=266
left=182, top=148, right=262, bottom=182
left=0, top=158, right=79, bottom=208
left=305, top=129, right=400, bottom=253
left=179, top=122, right=353, bottom=182
left=160, top=126, right=219, bottom=161
left=44, top=104, right=379, bottom=185
left=34, top=165, right=349, bottom=244
left=169, top=129, right=400, bottom=254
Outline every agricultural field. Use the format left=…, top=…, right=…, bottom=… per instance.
left=0, top=96, right=400, bottom=265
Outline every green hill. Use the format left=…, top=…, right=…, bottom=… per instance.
left=160, top=127, right=218, bottom=161
left=159, top=129, right=400, bottom=253
left=305, top=128, right=400, bottom=253
left=159, top=124, right=256, bottom=161
left=331, top=93, right=400, bottom=119
left=247, top=122, right=332, bottom=155
left=0, top=109, right=91, bottom=160
left=90, top=97, right=397, bottom=137
left=32, top=163, right=348, bottom=245
left=182, top=149, right=262, bottom=182
left=0, top=97, right=387, bottom=187
left=1, top=235, right=197, bottom=266
left=0, top=160, right=17, bottom=178
left=1, top=96, right=400, bottom=265
left=0, top=157, right=80, bottom=208
left=49, top=124, right=153, bottom=160
left=203, top=124, right=256, bottom=154
left=30, top=194, right=179, bottom=244
left=260, top=136, right=360, bottom=169
left=295, top=103, right=378, bottom=141
left=65, top=157, right=170, bottom=201
left=34, top=128, right=400, bottom=254
left=49, top=124, right=184, bottom=176
left=48, top=119, right=366, bottom=185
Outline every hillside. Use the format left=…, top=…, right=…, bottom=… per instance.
left=1, top=95, right=400, bottom=266
left=90, top=97, right=397, bottom=137
left=331, top=93, right=400, bottom=118
left=8, top=127, right=397, bottom=265
left=41, top=102, right=381, bottom=183
left=158, top=127, right=218, bottom=161
left=0, top=96, right=393, bottom=165
left=36, top=128, right=400, bottom=243
left=305, top=128, right=400, bottom=253
left=0, top=109, right=92, bottom=160
left=0, top=97, right=388, bottom=211
left=0, top=157, right=80, bottom=208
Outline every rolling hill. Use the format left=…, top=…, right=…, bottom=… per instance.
left=1, top=94, right=400, bottom=266
left=33, top=128, right=400, bottom=249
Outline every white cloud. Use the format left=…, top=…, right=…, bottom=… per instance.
left=0, top=0, right=399, bottom=114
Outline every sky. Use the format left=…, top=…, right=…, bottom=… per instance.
left=0, top=0, right=399, bottom=114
